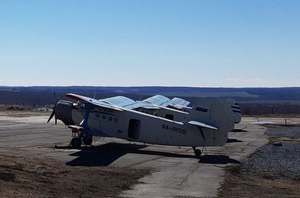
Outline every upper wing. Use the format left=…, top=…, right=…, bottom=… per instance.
left=125, top=101, right=160, bottom=110
left=65, top=93, right=123, bottom=111
left=143, top=95, right=170, bottom=106
left=161, top=97, right=190, bottom=109
left=100, top=96, right=136, bottom=107
left=170, top=97, right=190, bottom=107
left=100, top=96, right=159, bottom=110
left=144, top=95, right=190, bottom=109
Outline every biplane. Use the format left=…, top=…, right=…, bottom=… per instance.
left=48, top=94, right=234, bottom=156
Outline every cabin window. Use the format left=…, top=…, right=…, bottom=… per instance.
left=128, top=119, right=141, bottom=139
left=165, top=114, right=174, bottom=120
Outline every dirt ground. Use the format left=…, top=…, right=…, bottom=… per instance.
left=1, top=111, right=299, bottom=197
left=0, top=154, right=149, bottom=198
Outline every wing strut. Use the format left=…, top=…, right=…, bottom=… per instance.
left=81, top=104, right=91, bottom=128
left=199, top=128, right=205, bottom=141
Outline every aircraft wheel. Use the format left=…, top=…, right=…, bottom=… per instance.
left=83, top=135, right=93, bottom=145
left=194, top=149, right=201, bottom=157
left=71, top=137, right=82, bottom=148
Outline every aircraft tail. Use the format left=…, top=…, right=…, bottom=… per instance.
left=227, top=99, right=242, bottom=124
left=184, top=98, right=234, bottom=146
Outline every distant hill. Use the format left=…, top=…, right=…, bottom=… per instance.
left=1, top=86, right=300, bottom=115
left=1, top=86, right=300, bottom=103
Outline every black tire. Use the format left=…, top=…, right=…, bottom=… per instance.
left=71, top=137, right=82, bottom=148
left=83, top=135, right=93, bottom=145
left=194, top=149, right=201, bottom=157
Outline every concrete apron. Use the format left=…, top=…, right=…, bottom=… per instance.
left=120, top=117, right=271, bottom=198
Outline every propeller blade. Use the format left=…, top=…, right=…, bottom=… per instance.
left=55, top=113, right=57, bottom=125
left=47, top=104, right=56, bottom=123
left=47, top=111, right=55, bottom=123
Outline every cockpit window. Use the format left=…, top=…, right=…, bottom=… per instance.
left=165, top=114, right=174, bottom=120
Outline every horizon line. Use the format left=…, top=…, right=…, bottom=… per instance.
left=1, top=85, right=300, bottom=89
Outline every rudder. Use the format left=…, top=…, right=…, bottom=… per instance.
left=185, top=98, right=234, bottom=146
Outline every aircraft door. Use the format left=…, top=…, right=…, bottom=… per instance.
left=128, top=119, right=141, bottom=139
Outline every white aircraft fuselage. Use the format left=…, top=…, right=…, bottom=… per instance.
left=50, top=94, right=234, bottom=154
left=72, top=108, right=224, bottom=147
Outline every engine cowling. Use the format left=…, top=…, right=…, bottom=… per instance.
left=55, top=100, right=75, bottom=125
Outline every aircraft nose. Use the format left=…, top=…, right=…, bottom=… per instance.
left=47, top=100, right=74, bottom=125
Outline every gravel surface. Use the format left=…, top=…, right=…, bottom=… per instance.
left=239, top=126, right=300, bottom=180
left=218, top=124, right=300, bottom=198
left=265, top=125, right=300, bottom=139
left=240, top=142, right=300, bottom=180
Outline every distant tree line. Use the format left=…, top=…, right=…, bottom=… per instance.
left=1, top=87, right=300, bottom=115
left=0, top=90, right=141, bottom=106
left=240, top=103, right=300, bottom=115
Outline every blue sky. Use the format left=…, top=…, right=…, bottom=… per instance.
left=0, top=0, right=299, bottom=87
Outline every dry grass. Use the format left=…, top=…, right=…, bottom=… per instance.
left=0, top=154, right=149, bottom=198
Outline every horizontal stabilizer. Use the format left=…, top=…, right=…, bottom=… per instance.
left=188, top=120, right=218, bottom=130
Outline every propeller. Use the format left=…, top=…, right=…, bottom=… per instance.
left=47, top=104, right=57, bottom=125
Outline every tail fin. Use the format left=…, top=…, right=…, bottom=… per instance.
left=184, top=98, right=234, bottom=146
left=226, top=98, right=242, bottom=124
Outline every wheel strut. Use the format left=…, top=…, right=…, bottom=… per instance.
left=192, top=147, right=201, bottom=157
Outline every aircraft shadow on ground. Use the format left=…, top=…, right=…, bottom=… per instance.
left=226, top=138, right=243, bottom=143
left=199, top=155, right=240, bottom=164
left=55, top=142, right=240, bottom=167
left=231, top=129, right=248, bottom=132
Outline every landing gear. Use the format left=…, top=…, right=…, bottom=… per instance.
left=193, top=147, right=202, bottom=157
left=83, top=134, right=93, bottom=145
left=70, top=131, right=93, bottom=148
left=71, top=137, right=82, bottom=148
left=69, top=104, right=93, bottom=148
